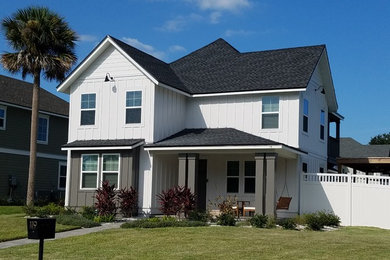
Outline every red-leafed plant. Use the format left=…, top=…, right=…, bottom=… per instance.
left=157, top=186, right=196, bottom=218
left=95, top=181, right=117, bottom=216
left=118, top=187, right=138, bottom=217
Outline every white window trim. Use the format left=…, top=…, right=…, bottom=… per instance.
left=320, top=109, right=326, bottom=141
left=37, top=114, right=49, bottom=145
left=101, top=153, right=121, bottom=190
left=261, top=96, right=280, bottom=130
left=58, top=161, right=67, bottom=190
left=244, top=161, right=255, bottom=194
left=80, top=93, right=97, bottom=127
left=80, top=154, right=99, bottom=190
left=125, top=90, right=142, bottom=126
left=0, top=105, right=6, bottom=130
left=303, top=99, right=309, bottom=133
left=226, top=161, right=240, bottom=194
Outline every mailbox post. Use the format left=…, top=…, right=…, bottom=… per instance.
left=27, top=217, right=56, bottom=260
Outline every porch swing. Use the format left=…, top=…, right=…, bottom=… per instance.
left=276, top=171, right=292, bottom=210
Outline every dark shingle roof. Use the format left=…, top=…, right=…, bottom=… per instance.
left=63, top=139, right=144, bottom=148
left=109, top=36, right=188, bottom=93
left=170, top=39, right=325, bottom=94
left=340, top=138, right=390, bottom=158
left=109, top=37, right=325, bottom=95
left=0, top=75, right=68, bottom=116
left=146, top=128, right=281, bottom=147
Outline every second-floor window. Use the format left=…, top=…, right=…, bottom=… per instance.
left=0, top=106, right=6, bottom=130
left=262, top=96, right=279, bottom=129
left=81, top=93, right=96, bottom=126
left=320, top=110, right=325, bottom=140
left=303, top=99, right=309, bottom=133
left=37, top=116, right=49, bottom=144
left=126, top=91, right=142, bottom=124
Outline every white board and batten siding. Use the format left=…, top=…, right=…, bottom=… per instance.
left=153, top=86, right=187, bottom=142
left=68, top=45, right=155, bottom=143
left=185, top=93, right=300, bottom=147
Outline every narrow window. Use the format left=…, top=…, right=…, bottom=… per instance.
left=58, top=162, right=67, bottom=190
left=227, top=161, right=239, bottom=193
left=319, top=167, right=324, bottom=173
left=303, top=99, right=309, bottom=133
left=262, top=96, right=279, bottom=129
left=102, top=154, right=120, bottom=188
left=37, top=116, right=49, bottom=144
left=320, top=110, right=325, bottom=140
left=302, top=163, right=308, bottom=173
left=244, top=161, right=255, bottom=193
left=81, top=154, right=98, bottom=189
left=81, top=93, right=96, bottom=125
left=126, top=91, right=142, bottom=124
left=0, top=106, right=6, bottom=130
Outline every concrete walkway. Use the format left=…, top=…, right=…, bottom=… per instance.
left=0, top=222, right=122, bottom=249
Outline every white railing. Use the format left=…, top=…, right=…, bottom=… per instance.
left=303, top=173, right=390, bottom=187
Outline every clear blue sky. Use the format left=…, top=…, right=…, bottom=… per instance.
left=1, top=0, right=389, bottom=144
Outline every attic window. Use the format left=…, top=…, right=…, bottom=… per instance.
left=126, top=91, right=142, bottom=124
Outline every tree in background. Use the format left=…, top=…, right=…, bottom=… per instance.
left=369, top=132, right=390, bottom=145
left=1, top=7, right=77, bottom=205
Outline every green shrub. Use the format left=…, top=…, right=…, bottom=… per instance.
left=188, top=210, right=210, bottom=222
left=293, top=214, right=307, bottom=226
left=266, top=216, right=276, bottom=229
left=250, top=214, right=268, bottom=228
left=278, top=218, right=297, bottom=230
left=23, top=203, right=65, bottom=217
left=41, top=203, right=64, bottom=215
left=121, top=218, right=207, bottom=228
left=61, top=207, right=78, bottom=215
left=93, top=214, right=115, bottom=223
left=318, top=211, right=340, bottom=227
left=56, top=214, right=100, bottom=228
left=81, top=206, right=97, bottom=220
left=217, top=213, right=236, bottom=226
left=305, top=213, right=323, bottom=231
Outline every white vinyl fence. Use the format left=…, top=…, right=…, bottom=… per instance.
left=300, top=173, right=390, bottom=229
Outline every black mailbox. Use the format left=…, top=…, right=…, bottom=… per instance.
left=27, top=218, right=56, bottom=239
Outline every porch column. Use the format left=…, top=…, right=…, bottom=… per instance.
left=178, top=154, right=187, bottom=186
left=265, top=153, right=278, bottom=217
left=187, top=154, right=199, bottom=193
left=255, top=153, right=265, bottom=215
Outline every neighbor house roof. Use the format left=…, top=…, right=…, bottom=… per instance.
left=58, top=36, right=326, bottom=96
left=0, top=75, right=68, bottom=116
left=340, top=138, right=390, bottom=158
left=145, top=128, right=305, bottom=154
left=63, top=139, right=144, bottom=148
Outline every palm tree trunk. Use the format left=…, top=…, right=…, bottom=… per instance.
left=26, top=73, right=40, bottom=206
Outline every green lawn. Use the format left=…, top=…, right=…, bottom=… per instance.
left=1, top=226, right=390, bottom=259
left=0, top=206, right=79, bottom=242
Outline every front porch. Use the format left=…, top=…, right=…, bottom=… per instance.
left=145, top=128, right=304, bottom=218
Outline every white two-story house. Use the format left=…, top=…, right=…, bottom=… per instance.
left=58, top=36, right=342, bottom=217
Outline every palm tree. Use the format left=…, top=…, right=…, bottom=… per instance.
left=1, top=7, right=77, bottom=206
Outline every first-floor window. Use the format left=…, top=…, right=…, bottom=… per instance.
left=58, top=162, right=67, bottom=190
left=319, top=167, right=324, bottom=173
left=227, top=161, right=239, bottom=193
left=37, top=115, right=49, bottom=144
left=302, top=163, right=308, bottom=173
left=0, top=106, right=6, bottom=130
left=244, top=161, right=255, bottom=193
left=81, top=154, right=99, bottom=189
left=102, top=154, right=120, bottom=188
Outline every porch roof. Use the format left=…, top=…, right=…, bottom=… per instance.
left=62, top=139, right=144, bottom=150
left=145, top=128, right=305, bottom=154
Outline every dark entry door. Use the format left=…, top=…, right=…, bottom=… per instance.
left=197, top=159, right=207, bottom=211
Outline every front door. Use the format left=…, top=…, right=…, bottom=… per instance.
left=197, top=159, right=207, bottom=211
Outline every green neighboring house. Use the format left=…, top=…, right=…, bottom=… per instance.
left=0, top=75, right=68, bottom=202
